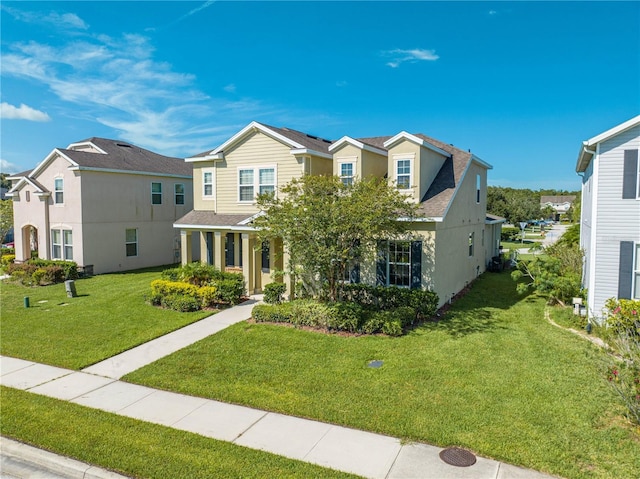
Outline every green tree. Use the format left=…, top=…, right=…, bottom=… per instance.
left=511, top=227, right=584, bottom=305
left=254, top=175, right=420, bottom=301
left=0, top=199, right=13, bottom=244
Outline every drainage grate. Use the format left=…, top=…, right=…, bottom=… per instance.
left=439, top=447, right=477, bottom=467
left=367, top=360, right=383, bottom=368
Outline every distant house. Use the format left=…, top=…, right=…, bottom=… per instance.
left=576, top=115, right=640, bottom=319
left=8, top=138, right=196, bottom=274
left=540, top=195, right=576, bottom=221
left=175, top=121, right=504, bottom=307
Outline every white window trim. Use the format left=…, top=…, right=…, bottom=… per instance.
left=126, top=228, right=138, bottom=257
left=636, top=158, right=640, bottom=199
left=202, top=168, right=215, bottom=200
left=174, top=183, right=185, bottom=205
left=51, top=228, right=72, bottom=260
left=393, top=154, right=414, bottom=191
left=337, top=156, right=357, bottom=185
left=633, top=242, right=640, bottom=300
left=237, top=165, right=277, bottom=204
left=151, top=182, right=162, bottom=205
left=387, top=240, right=412, bottom=288
left=53, top=176, right=64, bottom=205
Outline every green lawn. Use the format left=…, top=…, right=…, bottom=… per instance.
left=0, top=266, right=211, bottom=369
left=1, top=387, right=358, bottom=479
left=124, top=272, right=640, bottom=479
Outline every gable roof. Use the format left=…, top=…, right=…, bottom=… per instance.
left=576, top=115, right=640, bottom=172
left=540, top=195, right=576, bottom=205
left=187, top=121, right=333, bottom=161
left=28, top=138, right=192, bottom=179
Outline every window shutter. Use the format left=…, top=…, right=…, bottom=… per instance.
left=622, top=150, right=638, bottom=199
left=376, top=241, right=387, bottom=286
left=410, top=241, right=422, bottom=289
left=618, top=241, right=634, bottom=299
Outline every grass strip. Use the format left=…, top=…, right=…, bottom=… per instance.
left=0, top=266, right=211, bottom=369
left=1, top=387, right=359, bottom=479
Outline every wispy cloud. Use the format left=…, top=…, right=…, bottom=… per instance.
left=383, top=48, right=439, bottom=68
left=488, top=10, right=498, bottom=16
left=147, top=0, right=217, bottom=32
left=0, top=102, right=51, bottom=122
left=224, top=83, right=237, bottom=93
left=336, top=80, right=348, bottom=87
left=1, top=5, right=88, bottom=30
left=1, top=159, right=21, bottom=174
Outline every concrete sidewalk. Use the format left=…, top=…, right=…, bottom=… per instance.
left=82, top=299, right=257, bottom=379
left=1, top=355, right=556, bottom=479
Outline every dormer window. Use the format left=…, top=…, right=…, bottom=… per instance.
left=54, top=178, right=64, bottom=204
left=396, top=159, right=411, bottom=189
left=339, top=161, right=355, bottom=186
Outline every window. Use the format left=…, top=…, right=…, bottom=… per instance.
left=25, top=191, right=30, bottom=202
left=203, top=171, right=213, bottom=197
left=634, top=243, right=640, bottom=300
left=339, top=162, right=355, bottom=186
left=54, top=178, right=64, bottom=204
left=622, top=149, right=639, bottom=199
left=481, top=229, right=485, bottom=247
left=239, top=169, right=254, bottom=201
left=238, top=166, right=276, bottom=202
left=51, top=229, right=61, bottom=259
left=63, top=230, right=73, bottom=260
left=388, top=241, right=411, bottom=287
left=261, top=241, right=270, bottom=271
left=174, top=183, right=185, bottom=205
left=396, top=159, right=411, bottom=189
left=151, top=182, right=162, bottom=205
left=51, top=229, right=72, bottom=260
left=469, top=232, right=474, bottom=257
left=126, top=229, right=138, bottom=257
left=476, top=174, right=481, bottom=203
left=259, top=168, right=275, bottom=195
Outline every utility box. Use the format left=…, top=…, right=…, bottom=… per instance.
left=65, top=280, right=77, bottom=298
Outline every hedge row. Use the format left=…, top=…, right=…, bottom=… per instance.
left=337, top=283, right=438, bottom=320
left=253, top=300, right=421, bottom=337
left=6, top=259, right=78, bottom=286
left=149, top=264, right=246, bottom=312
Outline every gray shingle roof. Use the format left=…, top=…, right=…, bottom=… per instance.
left=258, top=123, right=333, bottom=154
left=175, top=210, right=254, bottom=228
left=540, top=195, right=576, bottom=204
left=60, top=138, right=192, bottom=177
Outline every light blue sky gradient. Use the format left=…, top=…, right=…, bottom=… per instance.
left=1, top=1, right=638, bottom=190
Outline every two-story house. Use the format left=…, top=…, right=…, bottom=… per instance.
left=8, top=138, right=195, bottom=274
left=175, top=121, right=503, bottom=307
left=576, top=115, right=640, bottom=319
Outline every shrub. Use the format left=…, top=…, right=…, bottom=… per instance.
left=32, top=266, right=64, bottom=285
left=501, top=227, right=521, bottom=242
left=604, top=298, right=640, bottom=337
left=1, top=254, right=15, bottom=267
left=264, top=282, right=287, bottom=304
left=363, top=307, right=415, bottom=336
left=150, top=279, right=200, bottom=299
left=326, top=302, right=363, bottom=332
left=252, top=303, right=294, bottom=323
left=28, top=259, right=78, bottom=280
left=161, top=294, right=201, bottom=312
left=198, top=285, right=218, bottom=308
left=287, top=300, right=331, bottom=328
left=338, top=283, right=437, bottom=318
left=215, top=278, right=245, bottom=305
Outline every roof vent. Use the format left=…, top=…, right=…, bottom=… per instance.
left=116, top=143, right=131, bottom=148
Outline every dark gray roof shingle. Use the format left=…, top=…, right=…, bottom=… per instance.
left=175, top=211, right=254, bottom=228
left=59, top=138, right=192, bottom=177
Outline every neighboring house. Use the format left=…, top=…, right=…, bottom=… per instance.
left=576, top=115, right=640, bottom=319
left=8, top=138, right=195, bottom=274
left=540, top=195, right=576, bottom=221
left=175, top=121, right=503, bottom=307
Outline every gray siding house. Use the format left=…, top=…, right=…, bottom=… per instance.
left=576, top=115, right=640, bottom=319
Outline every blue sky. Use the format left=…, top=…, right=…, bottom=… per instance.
left=1, top=1, right=638, bottom=190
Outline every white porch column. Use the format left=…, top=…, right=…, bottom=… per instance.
left=242, top=233, right=255, bottom=295
left=214, top=231, right=225, bottom=270
left=180, top=230, right=192, bottom=265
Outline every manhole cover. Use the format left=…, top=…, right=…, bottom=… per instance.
left=439, top=447, right=477, bottom=467
left=367, top=360, right=383, bottom=368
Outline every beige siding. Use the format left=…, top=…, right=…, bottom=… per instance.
left=387, top=141, right=421, bottom=202
left=333, top=144, right=361, bottom=178
left=193, top=161, right=217, bottom=211
left=418, top=148, right=447, bottom=200
left=332, top=144, right=387, bottom=181
left=309, top=155, right=333, bottom=176
left=361, top=149, right=388, bottom=179
left=214, top=131, right=304, bottom=214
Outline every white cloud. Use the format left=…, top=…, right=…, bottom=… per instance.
left=1, top=159, right=22, bottom=174
left=383, top=48, right=439, bottom=68
left=336, top=80, right=348, bottom=87
left=224, top=84, right=237, bottom=93
left=1, top=5, right=88, bottom=30
left=0, top=102, right=51, bottom=122
left=489, top=10, right=498, bottom=16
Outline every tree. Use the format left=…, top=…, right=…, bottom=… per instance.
left=511, top=227, right=583, bottom=305
left=254, top=175, right=420, bottom=301
left=0, top=199, right=13, bottom=244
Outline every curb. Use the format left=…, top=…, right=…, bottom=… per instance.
left=1, top=436, right=130, bottom=479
